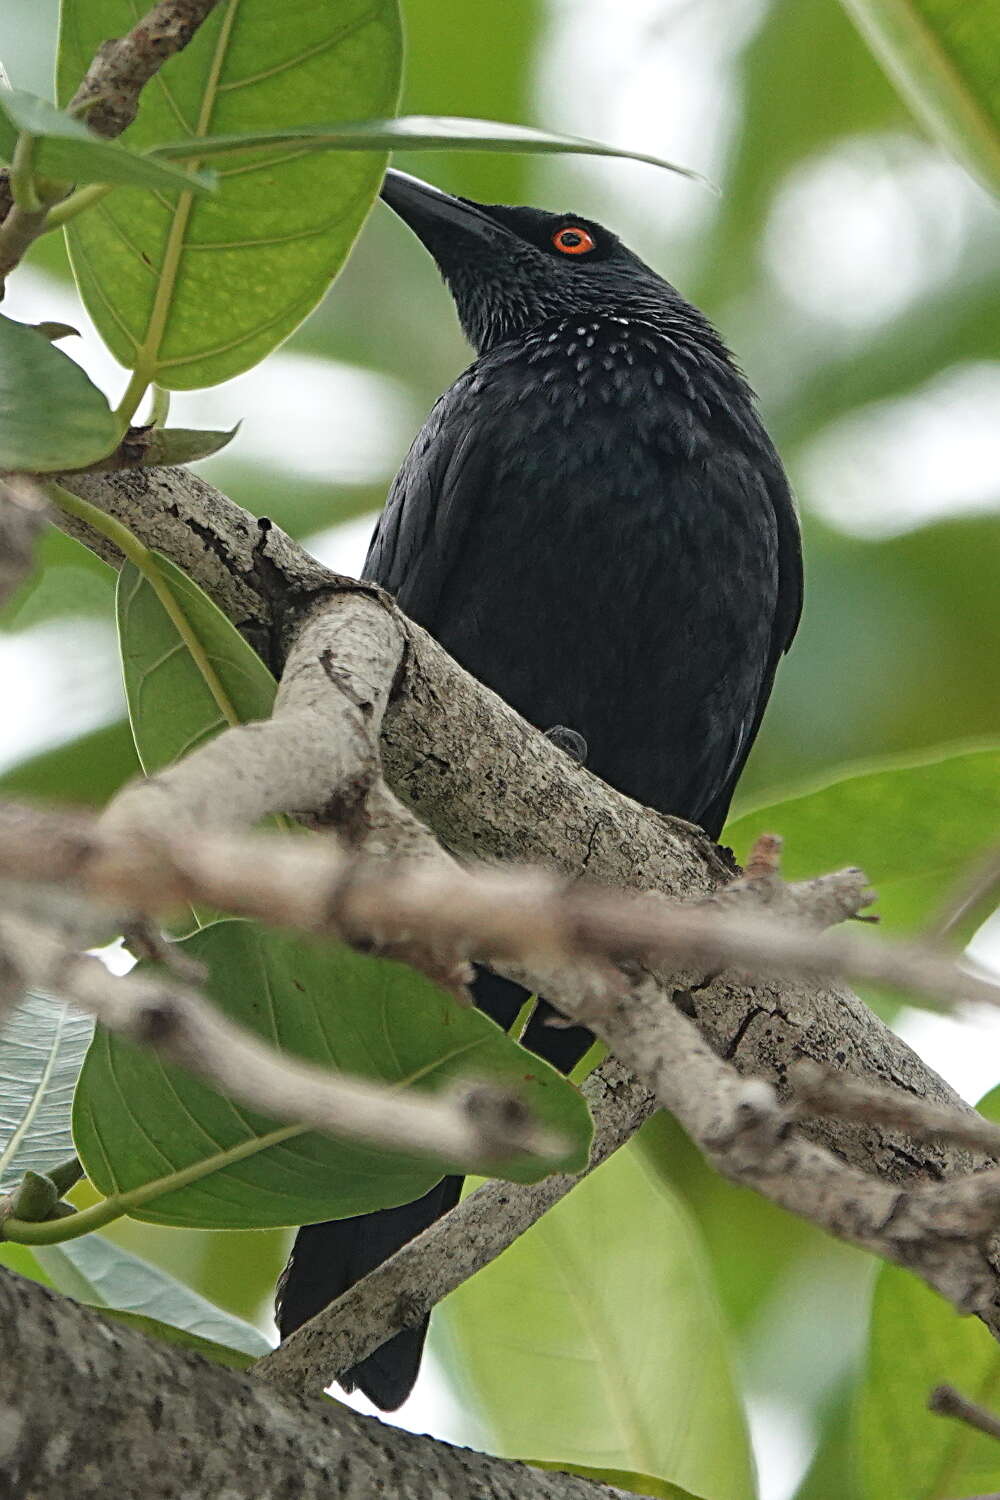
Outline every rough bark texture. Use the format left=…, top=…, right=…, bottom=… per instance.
left=0, top=1266, right=632, bottom=1500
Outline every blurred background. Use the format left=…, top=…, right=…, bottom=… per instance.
left=1, top=1, right=999, bottom=1496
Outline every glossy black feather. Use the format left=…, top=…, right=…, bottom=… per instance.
left=277, top=172, right=802, bottom=1410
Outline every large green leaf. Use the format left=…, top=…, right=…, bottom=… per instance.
left=856, top=1266, right=1000, bottom=1498
left=150, top=114, right=701, bottom=179
left=726, top=742, right=1000, bottom=933
left=0, top=87, right=213, bottom=194
left=35, top=1233, right=270, bottom=1358
left=116, top=552, right=276, bottom=775
left=57, top=0, right=402, bottom=389
left=436, top=1143, right=754, bottom=1500
left=73, top=920, right=592, bottom=1228
left=0, top=992, right=93, bottom=1194
left=0, top=312, right=119, bottom=471
left=839, top=0, right=1000, bottom=196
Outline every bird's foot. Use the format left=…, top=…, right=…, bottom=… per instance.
left=545, top=725, right=588, bottom=764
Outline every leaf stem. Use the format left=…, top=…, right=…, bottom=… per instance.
left=42, top=182, right=115, bottom=232
left=148, top=385, right=171, bottom=428
left=115, top=368, right=151, bottom=427
left=9, top=132, right=42, bottom=211
left=45, top=482, right=241, bottom=728
left=2, top=1124, right=302, bottom=1245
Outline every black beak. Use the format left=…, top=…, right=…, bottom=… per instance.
left=379, top=168, right=500, bottom=248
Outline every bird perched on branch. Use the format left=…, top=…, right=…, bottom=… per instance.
left=277, top=168, right=803, bottom=1408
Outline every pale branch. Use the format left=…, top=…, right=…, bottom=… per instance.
left=12, top=796, right=1000, bottom=1027
left=255, top=1060, right=655, bottom=1395
left=0, top=914, right=563, bottom=1240
left=0, top=0, right=223, bottom=247
left=0, top=1266, right=634, bottom=1500
left=791, top=1059, right=1000, bottom=1155
left=52, top=464, right=977, bottom=1198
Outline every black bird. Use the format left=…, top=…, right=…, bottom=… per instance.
left=277, top=168, right=803, bottom=1408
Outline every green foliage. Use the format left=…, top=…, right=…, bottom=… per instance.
left=57, top=0, right=403, bottom=389
left=437, top=1144, right=754, bottom=1500
left=116, top=553, right=275, bottom=775
left=35, top=1232, right=270, bottom=1359
left=839, top=0, right=1000, bottom=195
left=726, top=742, right=1000, bottom=934
left=73, top=921, right=592, bottom=1228
left=0, top=87, right=214, bottom=193
left=0, top=312, right=119, bottom=470
left=0, top=992, right=93, bottom=1193
left=149, top=113, right=703, bottom=179
left=856, top=1265, right=1000, bottom=1499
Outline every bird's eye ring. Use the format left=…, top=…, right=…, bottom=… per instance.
left=552, top=226, right=596, bottom=256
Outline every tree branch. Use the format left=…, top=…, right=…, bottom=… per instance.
left=0, top=1264, right=636, bottom=1499
left=255, top=1060, right=655, bottom=1395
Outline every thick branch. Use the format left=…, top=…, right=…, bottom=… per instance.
left=0, top=1265, right=634, bottom=1500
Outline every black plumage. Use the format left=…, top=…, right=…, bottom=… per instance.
left=277, top=169, right=803, bottom=1408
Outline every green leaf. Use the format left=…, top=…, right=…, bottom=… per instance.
left=839, top=0, right=1000, bottom=196
left=436, top=1143, right=754, bottom=1500
left=856, top=1265, right=1000, bottom=1499
left=0, top=992, right=93, bottom=1194
left=149, top=113, right=703, bottom=180
left=57, top=0, right=403, bottom=389
left=34, top=1233, right=270, bottom=1359
left=0, top=722, right=138, bottom=807
left=529, top=1462, right=705, bottom=1499
left=86, top=424, right=240, bottom=471
left=73, top=920, right=593, bottom=1228
left=726, top=742, right=1000, bottom=933
left=116, top=552, right=276, bottom=775
left=0, top=87, right=214, bottom=194
left=0, top=312, right=120, bottom=472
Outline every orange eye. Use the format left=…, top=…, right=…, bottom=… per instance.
left=552, top=225, right=596, bottom=256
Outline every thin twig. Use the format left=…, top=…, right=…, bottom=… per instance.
left=791, top=1060, right=1000, bottom=1155
left=929, top=1384, right=1000, bottom=1443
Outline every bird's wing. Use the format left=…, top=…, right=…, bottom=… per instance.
left=363, top=372, right=489, bottom=626
left=699, top=447, right=803, bottom=838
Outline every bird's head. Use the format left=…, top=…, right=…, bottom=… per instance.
left=380, top=169, right=699, bottom=355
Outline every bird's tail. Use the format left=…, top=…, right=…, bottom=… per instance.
left=276, top=971, right=593, bottom=1411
